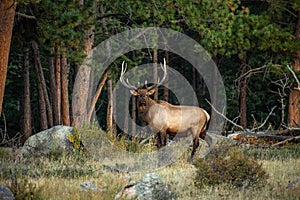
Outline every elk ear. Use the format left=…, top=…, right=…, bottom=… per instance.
left=130, top=90, right=139, bottom=96
left=148, top=88, right=156, bottom=95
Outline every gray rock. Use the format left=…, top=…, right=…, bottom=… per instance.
left=20, top=125, right=74, bottom=157
left=80, top=181, right=98, bottom=191
left=115, top=173, right=176, bottom=200
left=0, top=185, right=15, bottom=200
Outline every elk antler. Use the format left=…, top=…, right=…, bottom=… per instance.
left=120, top=61, right=138, bottom=90
left=147, top=58, right=167, bottom=90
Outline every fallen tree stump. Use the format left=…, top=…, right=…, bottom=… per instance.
left=227, top=129, right=300, bottom=147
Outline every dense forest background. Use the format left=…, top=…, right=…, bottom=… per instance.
left=0, top=0, right=300, bottom=147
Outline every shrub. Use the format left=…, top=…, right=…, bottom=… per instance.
left=193, top=143, right=268, bottom=188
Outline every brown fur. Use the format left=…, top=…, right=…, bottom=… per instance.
left=130, top=89, right=211, bottom=161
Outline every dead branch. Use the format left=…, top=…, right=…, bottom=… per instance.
left=205, top=99, right=247, bottom=132
left=271, top=135, right=300, bottom=147
left=250, top=106, right=276, bottom=132
left=15, top=12, right=36, bottom=19
left=286, top=65, right=300, bottom=91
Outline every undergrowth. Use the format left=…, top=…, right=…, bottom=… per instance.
left=193, top=143, right=268, bottom=188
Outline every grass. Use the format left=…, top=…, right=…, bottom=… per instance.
left=0, top=128, right=299, bottom=200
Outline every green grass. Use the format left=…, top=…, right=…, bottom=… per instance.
left=0, top=128, right=299, bottom=200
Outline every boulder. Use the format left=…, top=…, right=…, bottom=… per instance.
left=0, top=185, right=15, bottom=200
left=115, top=173, right=176, bottom=200
left=20, top=125, right=74, bottom=157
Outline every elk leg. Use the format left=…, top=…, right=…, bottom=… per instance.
left=190, top=137, right=199, bottom=162
left=155, top=132, right=162, bottom=148
left=160, top=131, right=167, bottom=146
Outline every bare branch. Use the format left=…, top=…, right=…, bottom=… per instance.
left=205, top=99, right=247, bottom=131
left=286, top=65, right=300, bottom=91
left=15, top=12, right=36, bottom=19
left=250, top=106, right=276, bottom=132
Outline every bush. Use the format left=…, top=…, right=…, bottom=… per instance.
left=193, top=143, right=268, bottom=188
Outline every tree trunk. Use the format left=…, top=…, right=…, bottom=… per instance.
left=209, top=58, right=219, bottom=130
left=239, top=54, right=247, bottom=128
left=124, top=91, right=129, bottom=133
left=131, top=96, right=136, bottom=137
left=87, top=70, right=109, bottom=121
left=163, top=51, right=169, bottom=101
left=22, top=46, right=32, bottom=143
left=288, top=10, right=300, bottom=127
left=113, top=86, right=117, bottom=136
left=49, top=49, right=59, bottom=125
left=61, top=51, right=70, bottom=126
left=55, top=48, right=62, bottom=124
left=32, top=40, right=53, bottom=128
left=38, top=84, right=47, bottom=130
left=72, top=0, right=95, bottom=127
left=106, top=77, right=113, bottom=133
left=0, top=0, right=16, bottom=114
left=153, top=48, right=158, bottom=101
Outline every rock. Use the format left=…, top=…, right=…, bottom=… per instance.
left=80, top=181, right=98, bottom=191
left=115, top=173, right=176, bottom=200
left=0, top=185, right=15, bottom=200
left=20, top=125, right=74, bottom=157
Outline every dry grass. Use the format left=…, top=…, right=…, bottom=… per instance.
left=0, top=131, right=299, bottom=200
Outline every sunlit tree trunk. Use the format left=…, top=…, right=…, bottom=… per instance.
left=288, top=10, right=300, bottom=127
left=72, top=0, right=95, bottom=127
left=61, top=51, right=70, bottom=126
left=106, top=77, right=113, bottom=133
left=0, top=0, right=16, bottom=114
left=22, top=46, right=32, bottom=143
left=55, top=48, right=62, bottom=124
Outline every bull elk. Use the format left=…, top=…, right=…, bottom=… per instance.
left=120, top=59, right=211, bottom=161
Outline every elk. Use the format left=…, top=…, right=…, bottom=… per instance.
left=120, top=59, right=211, bottom=161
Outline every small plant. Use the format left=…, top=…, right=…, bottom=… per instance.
left=68, top=128, right=87, bottom=153
left=193, top=143, right=268, bottom=188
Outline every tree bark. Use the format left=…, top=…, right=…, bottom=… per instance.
left=72, top=0, right=95, bottom=127
left=209, top=58, right=219, bottom=130
left=22, top=46, right=32, bottom=143
left=87, top=70, right=109, bottom=122
left=131, top=96, right=136, bottom=137
left=106, top=77, right=113, bottom=133
left=49, top=50, right=59, bottom=125
left=239, top=54, right=247, bottom=128
left=32, top=40, right=53, bottom=128
left=124, top=90, right=129, bottom=133
left=0, top=0, right=16, bottom=114
left=38, top=84, right=47, bottom=130
left=153, top=48, right=158, bottom=101
left=288, top=10, right=300, bottom=127
left=61, top=51, right=70, bottom=126
left=55, top=48, right=62, bottom=124
left=163, top=51, right=169, bottom=101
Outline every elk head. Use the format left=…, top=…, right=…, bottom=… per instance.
left=119, top=58, right=167, bottom=107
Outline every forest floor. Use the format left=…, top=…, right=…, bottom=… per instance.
left=0, top=132, right=299, bottom=200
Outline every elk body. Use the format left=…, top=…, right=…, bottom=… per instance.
left=120, top=59, right=211, bottom=161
